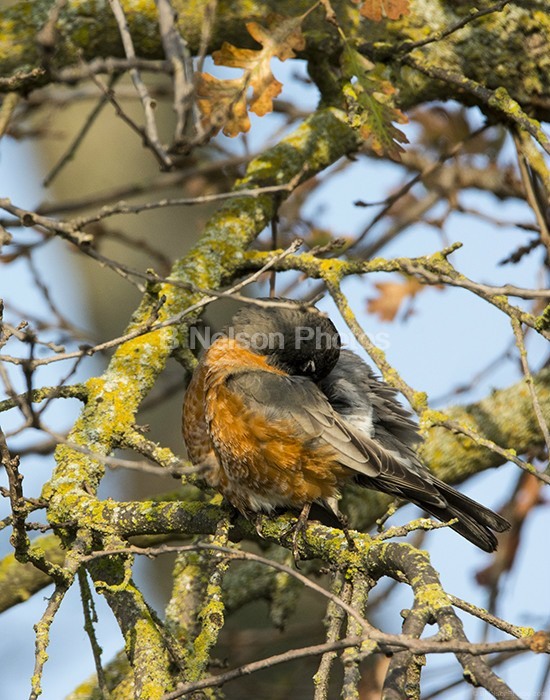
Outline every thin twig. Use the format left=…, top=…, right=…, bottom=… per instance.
left=54, top=57, right=172, bottom=83
left=448, top=594, right=534, bottom=640
left=108, top=0, right=173, bottom=168
left=78, top=570, right=112, bottom=699
left=0, top=240, right=303, bottom=368
left=396, top=0, right=512, bottom=54
left=352, top=125, right=489, bottom=253
left=70, top=175, right=305, bottom=228
left=155, top=0, right=196, bottom=147
left=43, top=76, right=117, bottom=187
left=511, top=318, right=550, bottom=457
left=512, top=129, right=550, bottom=258
left=433, top=416, right=550, bottom=485
left=41, top=426, right=197, bottom=478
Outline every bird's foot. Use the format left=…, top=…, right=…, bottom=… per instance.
left=336, top=512, right=356, bottom=551
left=253, top=512, right=267, bottom=539
left=280, top=503, right=312, bottom=564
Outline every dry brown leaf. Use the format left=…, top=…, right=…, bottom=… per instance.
left=367, top=278, right=423, bottom=321
left=359, top=0, right=411, bottom=22
left=246, top=17, right=306, bottom=61
left=196, top=74, right=250, bottom=137
left=197, top=14, right=306, bottom=137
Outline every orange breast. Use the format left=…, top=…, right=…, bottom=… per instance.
left=206, top=384, right=348, bottom=512
left=186, top=338, right=350, bottom=513
left=182, top=357, right=213, bottom=465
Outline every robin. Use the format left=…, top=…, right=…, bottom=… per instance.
left=182, top=300, right=510, bottom=553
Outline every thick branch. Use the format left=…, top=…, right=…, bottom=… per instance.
left=0, top=534, right=65, bottom=612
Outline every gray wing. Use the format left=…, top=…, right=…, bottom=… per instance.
left=226, top=371, right=377, bottom=477
left=227, top=363, right=510, bottom=550
left=226, top=370, right=446, bottom=507
left=319, top=349, right=420, bottom=451
left=317, top=349, right=447, bottom=506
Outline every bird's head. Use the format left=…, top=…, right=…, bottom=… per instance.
left=225, top=299, right=341, bottom=381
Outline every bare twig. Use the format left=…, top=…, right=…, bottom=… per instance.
left=511, top=318, right=550, bottom=458
left=0, top=239, right=303, bottom=368
left=107, top=0, right=173, bottom=168
left=448, top=594, right=534, bottom=640
left=431, top=415, right=550, bottom=485
left=43, top=76, right=117, bottom=187
left=70, top=174, right=305, bottom=228
left=512, top=129, right=550, bottom=258
left=78, top=570, right=112, bottom=700
left=396, top=0, right=512, bottom=54
left=352, top=125, right=489, bottom=254
left=155, top=0, right=197, bottom=147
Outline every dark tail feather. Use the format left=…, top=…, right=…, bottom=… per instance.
left=360, top=474, right=511, bottom=552
left=416, top=478, right=510, bottom=553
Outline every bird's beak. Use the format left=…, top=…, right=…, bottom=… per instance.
left=302, top=359, right=316, bottom=374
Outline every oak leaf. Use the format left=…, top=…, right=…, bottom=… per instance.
left=341, top=45, right=408, bottom=160
left=196, top=74, right=250, bottom=137
left=367, top=278, right=423, bottom=321
left=197, top=14, right=306, bottom=137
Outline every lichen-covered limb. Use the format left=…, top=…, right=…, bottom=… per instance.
left=69, top=544, right=303, bottom=699
left=401, top=54, right=550, bottom=156
left=86, top=534, right=185, bottom=700
left=0, top=534, right=65, bottom=612
left=65, top=651, right=134, bottom=700
left=364, top=542, right=520, bottom=700
left=313, top=574, right=350, bottom=700
left=140, top=520, right=529, bottom=699
left=386, top=2, right=550, bottom=118
left=0, top=384, right=87, bottom=414
left=66, top=650, right=130, bottom=700
left=180, top=520, right=231, bottom=686
left=382, top=597, right=427, bottom=700
left=38, top=504, right=540, bottom=699
left=240, top=246, right=550, bottom=340
left=1, top=1, right=549, bottom=125
left=341, top=573, right=373, bottom=698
